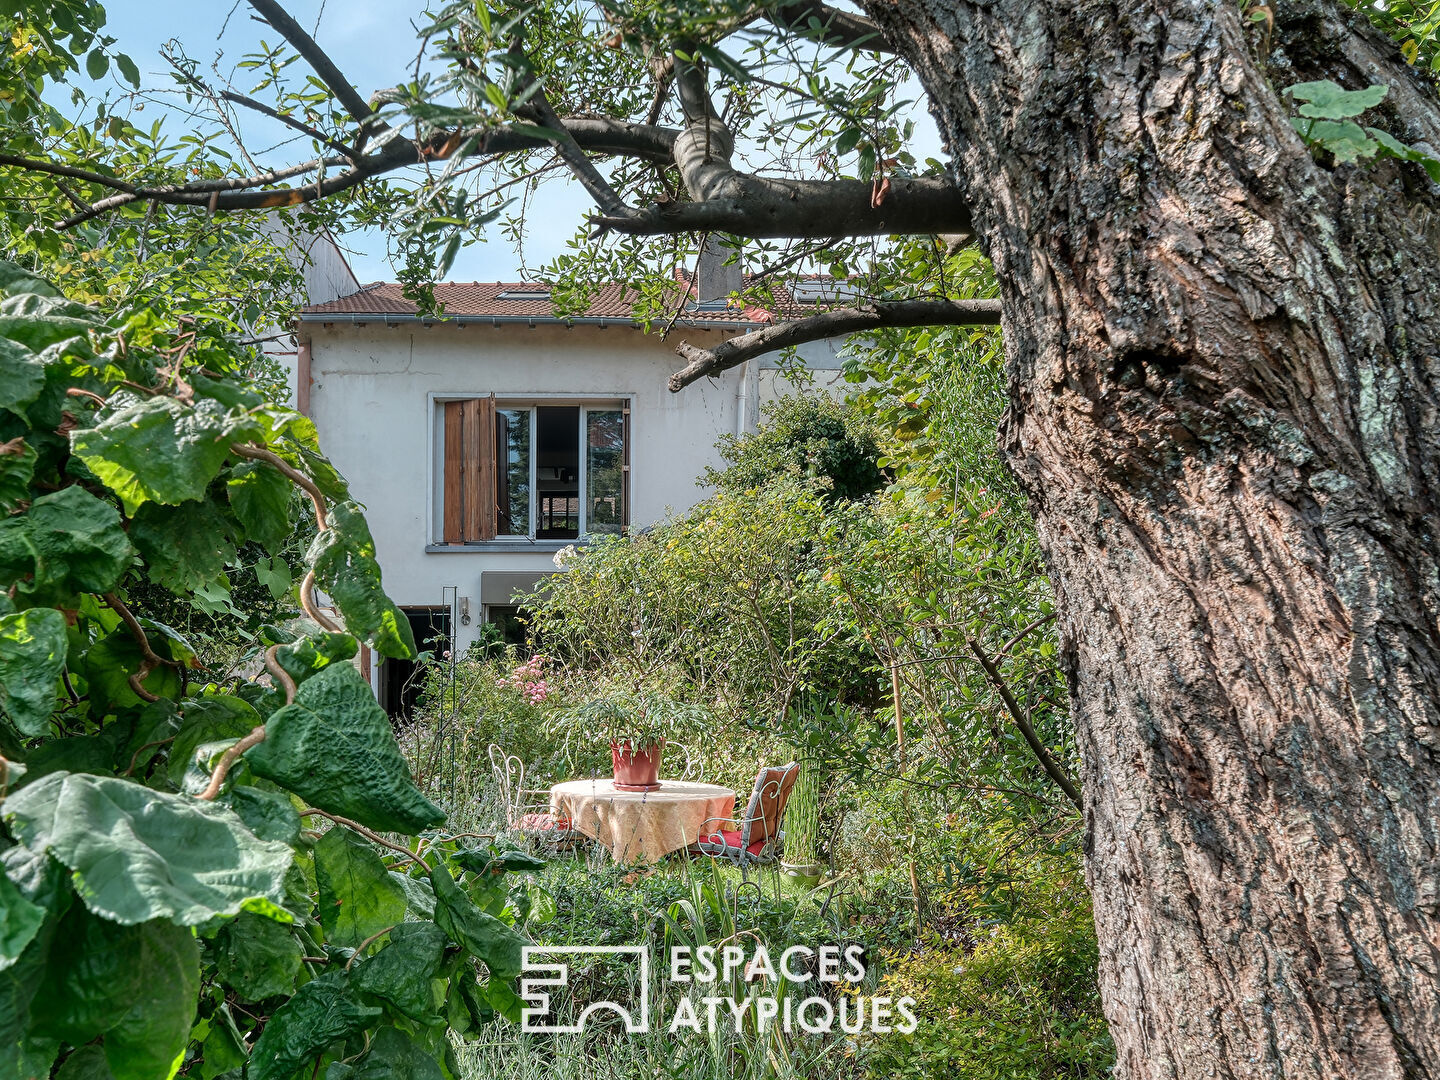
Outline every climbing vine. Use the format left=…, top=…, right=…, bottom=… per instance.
left=0, top=262, right=547, bottom=1080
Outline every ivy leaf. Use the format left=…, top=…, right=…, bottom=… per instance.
left=247, top=972, right=381, bottom=1080
left=349, top=922, right=447, bottom=1022
left=275, top=632, right=357, bottom=686
left=314, top=827, right=408, bottom=949
left=0, top=439, right=36, bottom=513
left=245, top=663, right=444, bottom=835
left=3, top=772, right=293, bottom=926
left=1288, top=79, right=1388, bottom=119
left=429, top=864, right=525, bottom=979
left=345, top=1027, right=444, bottom=1080
left=129, top=500, right=238, bottom=595
left=307, top=501, right=417, bottom=659
left=0, top=340, right=45, bottom=420
left=0, top=608, right=67, bottom=735
left=227, top=460, right=293, bottom=553
left=212, top=910, right=303, bottom=1001
left=6, top=486, right=135, bottom=603
left=70, top=396, right=263, bottom=515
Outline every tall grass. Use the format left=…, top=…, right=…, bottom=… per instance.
left=783, top=756, right=822, bottom=870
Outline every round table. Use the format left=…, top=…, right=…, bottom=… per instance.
left=549, top=779, right=737, bottom=864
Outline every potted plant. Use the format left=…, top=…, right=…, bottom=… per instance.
left=572, top=690, right=700, bottom=791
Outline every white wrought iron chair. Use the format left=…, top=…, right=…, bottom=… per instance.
left=694, top=761, right=799, bottom=873
left=488, top=744, right=580, bottom=849
left=667, top=740, right=703, bottom=782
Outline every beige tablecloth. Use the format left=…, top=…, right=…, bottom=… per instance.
left=550, top=779, right=737, bottom=864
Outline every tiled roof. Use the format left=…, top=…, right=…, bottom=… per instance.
left=300, top=276, right=812, bottom=324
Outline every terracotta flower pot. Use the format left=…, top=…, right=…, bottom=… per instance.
left=611, top=738, right=665, bottom=791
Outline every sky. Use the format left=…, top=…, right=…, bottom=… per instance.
left=80, top=0, right=943, bottom=287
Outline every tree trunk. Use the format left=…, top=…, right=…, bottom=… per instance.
left=864, top=0, right=1440, bottom=1075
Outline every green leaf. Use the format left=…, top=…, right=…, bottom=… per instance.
left=254, top=556, right=293, bottom=602
left=212, top=910, right=302, bottom=1001
left=247, top=972, right=381, bottom=1080
left=453, top=848, right=545, bottom=876
left=226, top=785, right=301, bottom=845
left=1301, top=118, right=1378, bottom=162
left=70, top=396, right=262, bottom=515
left=55, top=1044, right=112, bottom=1080
left=275, top=632, right=357, bottom=686
left=82, top=630, right=182, bottom=715
left=0, top=608, right=67, bottom=735
left=245, top=663, right=444, bottom=835
left=115, top=53, right=139, bottom=88
left=390, top=871, right=435, bottom=920
left=350, top=921, right=447, bottom=1021
left=0, top=340, right=45, bottom=420
left=314, top=827, right=408, bottom=949
left=0, top=439, right=36, bottom=514
left=4, top=772, right=292, bottom=926
left=0, top=873, right=45, bottom=973
left=429, top=865, right=524, bottom=979
left=6, top=485, right=135, bottom=602
left=227, top=461, right=293, bottom=553
left=85, top=48, right=108, bottom=80
left=1288, top=79, right=1388, bottom=119
left=129, top=500, right=237, bottom=595
left=101, top=916, right=199, bottom=1080
left=345, top=1027, right=443, bottom=1080
left=484, top=976, right=523, bottom=1023
left=307, top=502, right=417, bottom=659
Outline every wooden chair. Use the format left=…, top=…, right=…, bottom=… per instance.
left=488, top=744, right=579, bottom=849
left=694, top=761, right=799, bottom=872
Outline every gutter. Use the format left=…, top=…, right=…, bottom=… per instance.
left=296, top=312, right=768, bottom=332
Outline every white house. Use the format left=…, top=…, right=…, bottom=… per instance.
left=295, top=265, right=849, bottom=712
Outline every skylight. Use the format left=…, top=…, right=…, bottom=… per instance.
left=496, top=289, right=552, bottom=301
left=791, top=280, right=861, bottom=304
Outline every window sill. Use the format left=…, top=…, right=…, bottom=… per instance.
left=424, top=540, right=582, bottom=553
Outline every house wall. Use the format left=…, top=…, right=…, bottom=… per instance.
left=302, top=319, right=846, bottom=659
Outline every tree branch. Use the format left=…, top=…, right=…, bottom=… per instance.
left=967, top=638, right=1083, bottom=811
left=669, top=297, right=1000, bottom=389
left=762, top=1, right=895, bottom=54
left=221, top=90, right=358, bottom=161
left=245, top=0, right=377, bottom=132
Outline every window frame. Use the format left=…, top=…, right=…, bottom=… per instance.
left=429, top=392, right=631, bottom=546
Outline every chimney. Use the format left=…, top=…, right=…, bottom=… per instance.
left=694, top=236, right=741, bottom=305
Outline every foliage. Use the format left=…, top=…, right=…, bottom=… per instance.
left=560, top=687, right=709, bottom=752
left=0, top=264, right=552, bottom=1080
left=1344, top=0, right=1440, bottom=74
left=1285, top=80, right=1440, bottom=178
left=705, top=395, right=885, bottom=502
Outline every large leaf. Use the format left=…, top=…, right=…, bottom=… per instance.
left=306, top=501, right=416, bottom=659
left=212, top=910, right=302, bottom=1001
left=275, top=632, right=358, bottom=687
left=0, top=608, right=67, bottom=735
left=0, top=339, right=44, bottom=420
left=227, top=460, right=293, bottom=553
left=70, top=396, right=262, bottom=515
left=345, top=1027, right=444, bottom=1080
left=82, top=631, right=183, bottom=716
left=314, top=827, right=408, bottom=949
left=245, top=663, right=444, bottom=835
left=247, top=972, right=381, bottom=1080
left=350, top=922, right=447, bottom=1022
left=0, top=873, right=45, bottom=973
left=129, top=500, right=237, bottom=595
left=167, top=694, right=263, bottom=789
left=0, top=438, right=36, bottom=514
left=101, top=916, right=199, bottom=1080
left=4, top=772, right=292, bottom=926
left=429, top=865, right=524, bottom=979
left=7, top=486, right=135, bottom=602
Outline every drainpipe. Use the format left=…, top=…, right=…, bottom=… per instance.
left=295, top=329, right=312, bottom=416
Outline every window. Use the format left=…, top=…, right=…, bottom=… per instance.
left=438, top=398, right=628, bottom=543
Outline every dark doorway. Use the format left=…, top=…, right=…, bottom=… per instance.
left=378, top=607, right=451, bottom=720
left=536, top=405, right=580, bottom=538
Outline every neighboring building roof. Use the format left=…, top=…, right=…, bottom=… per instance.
left=299, top=276, right=817, bottom=326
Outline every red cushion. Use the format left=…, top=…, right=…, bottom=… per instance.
left=517, top=812, right=570, bottom=831
left=699, top=830, right=767, bottom=857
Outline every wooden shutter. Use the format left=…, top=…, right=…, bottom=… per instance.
left=441, top=397, right=497, bottom=543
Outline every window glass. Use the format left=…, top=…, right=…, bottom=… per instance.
left=586, top=409, right=625, bottom=535
left=496, top=408, right=530, bottom=536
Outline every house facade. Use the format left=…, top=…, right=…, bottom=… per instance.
left=296, top=277, right=847, bottom=710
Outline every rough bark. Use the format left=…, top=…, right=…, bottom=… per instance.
left=862, top=0, right=1440, bottom=1075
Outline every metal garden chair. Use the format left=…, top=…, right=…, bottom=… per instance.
left=693, top=761, right=800, bottom=873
